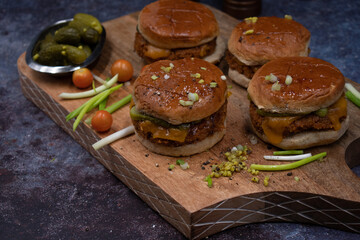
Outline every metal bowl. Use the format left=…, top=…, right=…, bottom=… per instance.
left=25, top=18, right=106, bottom=75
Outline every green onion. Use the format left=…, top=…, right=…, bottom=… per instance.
left=98, top=96, right=108, bottom=110
left=92, top=125, right=135, bottom=150
left=66, top=84, right=122, bottom=121
left=345, top=90, right=360, bottom=108
left=210, top=82, right=217, bottom=88
left=72, top=84, right=122, bottom=131
left=105, top=94, right=132, bottom=114
left=251, top=152, right=327, bottom=171
left=168, top=164, right=175, bottom=170
left=285, top=75, right=293, bottom=85
left=345, top=83, right=360, bottom=99
left=85, top=94, right=132, bottom=125
left=176, top=159, right=185, bottom=165
left=59, top=74, right=118, bottom=99
left=273, top=150, right=304, bottom=155
left=204, top=175, right=213, bottom=188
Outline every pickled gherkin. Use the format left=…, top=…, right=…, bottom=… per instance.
left=39, top=33, right=57, bottom=50
left=32, top=12, right=102, bottom=66
left=74, top=13, right=102, bottom=34
left=68, top=20, right=99, bottom=45
left=79, top=45, right=92, bottom=58
left=62, top=45, right=87, bottom=64
left=34, top=44, right=65, bottom=66
left=54, top=26, right=81, bottom=45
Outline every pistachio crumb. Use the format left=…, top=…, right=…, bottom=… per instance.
left=151, top=75, right=158, bottom=80
left=198, top=79, right=205, bottom=84
left=251, top=177, right=259, bottom=183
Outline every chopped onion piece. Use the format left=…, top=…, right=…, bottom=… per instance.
left=271, top=81, right=281, bottom=91
left=59, top=74, right=118, bottom=99
left=264, top=153, right=312, bottom=161
left=180, top=162, right=189, bottom=170
left=188, top=92, right=199, bottom=102
left=92, top=125, right=135, bottom=150
left=285, top=75, right=293, bottom=85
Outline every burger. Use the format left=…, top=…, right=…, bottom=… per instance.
left=130, top=58, right=228, bottom=156
left=134, top=0, right=225, bottom=64
left=226, top=16, right=311, bottom=88
left=247, top=57, right=349, bottom=150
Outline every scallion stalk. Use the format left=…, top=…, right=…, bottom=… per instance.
left=92, top=125, right=135, bottom=150
left=273, top=150, right=304, bottom=155
left=98, top=96, right=108, bottom=110
left=251, top=152, right=327, bottom=171
left=59, top=74, right=118, bottom=99
left=105, top=94, right=132, bottom=114
left=345, top=90, right=360, bottom=108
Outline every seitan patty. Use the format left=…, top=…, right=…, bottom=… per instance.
left=225, top=50, right=262, bottom=79
left=132, top=102, right=227, bottom=147
left=134, top=32, right=217, bottom=62
left=249, top=101, right=346, bottom=137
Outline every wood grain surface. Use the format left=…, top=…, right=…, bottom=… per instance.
left=18, top=7, right=360, bottom=239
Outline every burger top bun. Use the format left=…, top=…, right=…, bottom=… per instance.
left=248, top=57, right=345, bottom=114
left=133, top=58, right=227, bottom=125
left=228, top=16, right=310, bottom=66
left=138, top=0, right=219, bottom=49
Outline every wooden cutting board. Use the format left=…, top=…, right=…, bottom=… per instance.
left=18, top=7, right=360, bottom=239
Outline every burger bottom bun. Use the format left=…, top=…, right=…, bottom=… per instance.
left=203, top=37, right=226, bottom=64
left=135, top=128, right=226, bottom=157
left=228, top=68, right=251, bottom=88
left=252, top=116, right=350, bottom=150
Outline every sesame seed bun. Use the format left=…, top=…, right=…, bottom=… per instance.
left=138, top=0, right=219, bottom=49
left=133, top=58, right=227, bottom=125
left=228, top=16, right=310, bottom=66
left=248, top=57, right=345, bottom=114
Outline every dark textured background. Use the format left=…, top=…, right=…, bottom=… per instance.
left=1, top=0, right=360, bottom=239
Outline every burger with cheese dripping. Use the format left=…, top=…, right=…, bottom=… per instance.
left=134, top=0, right=225, bottom=64
left=247, top=57, right=349, bottom=150
left=131, top=58, right=228, bottom=156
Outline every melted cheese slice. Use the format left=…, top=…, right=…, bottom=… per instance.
left=261, top=95, right=347, bottom=144
left=262, top=116, right=300, bottom=144
left=139, top=120, right=188, bottom=142
left=327, top=95, right=347, bottom=131
left=144, top=44, right=171, bottom=59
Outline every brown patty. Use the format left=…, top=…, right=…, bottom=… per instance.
left=134, top=32, right=217, bottom=62
left=249, top=101, right=345, bottom=137
left=225, top=50, right=262, bottom=79
left=132, top=101, right=227, bottom=147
